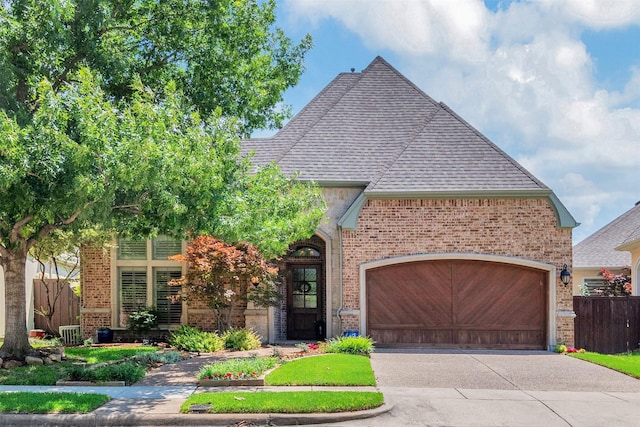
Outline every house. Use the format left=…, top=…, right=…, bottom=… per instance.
left=573, top=202, right=640, bottom=296
left=80, top=56, right=577, bottom=349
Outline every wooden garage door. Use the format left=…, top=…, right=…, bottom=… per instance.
left=366, top=260, right=547, bottom=349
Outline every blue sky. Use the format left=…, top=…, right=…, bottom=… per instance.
left=260, top=0, right=640, bottom=245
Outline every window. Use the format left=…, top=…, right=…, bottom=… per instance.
left=116, top=237, right=184, bottom=327
left=292, top=246, right=320, bottom=257
left=292, top=267, right=318, bottom=309
left=581, top=278, right=607, bottom=296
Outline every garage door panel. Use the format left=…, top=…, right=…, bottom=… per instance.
left=370, top=327, right=454, bottom=346
left=366, top=259, right=547, bottom=349
left=368, top=261, right=452, bottom=327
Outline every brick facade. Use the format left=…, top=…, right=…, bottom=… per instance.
left=339, top=197, right=574, bottom=345
left=80, top=196, right=574, bottom=346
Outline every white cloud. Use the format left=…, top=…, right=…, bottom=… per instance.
left=285, top=0, right=490, bottom=60
left=539, top=0, right=640, bottom=28
left=283, top=0, right=640, bottom=242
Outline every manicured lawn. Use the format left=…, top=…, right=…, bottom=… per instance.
left=265, top=354, right=376, bottom=386
left=65, top=346, right=159, bottom=363
left=570, top=351, right=640, bottom=379
left=0, top=392, right=110, bottom=414
left=181, top=391, right=384, bottom=414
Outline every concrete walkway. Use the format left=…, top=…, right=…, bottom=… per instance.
left=332, top=349, right=640, bottom=427
left=1, top=348, right=640, bottom=426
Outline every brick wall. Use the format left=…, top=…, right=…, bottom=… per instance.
left=340, top=197, right=574, bottom=345
left=80, top=244, right=112, bottom=338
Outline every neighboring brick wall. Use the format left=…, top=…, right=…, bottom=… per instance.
left=80, top=245, right=112, bottom=338
left=340, top=197, right=574, bottom=345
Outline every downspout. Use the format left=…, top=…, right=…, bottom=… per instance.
left=336, top=225, right=344, bottom=336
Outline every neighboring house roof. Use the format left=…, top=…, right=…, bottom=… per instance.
left=573, top=202, right=640, bottom=268
left=242, top=56, right=576, bottom=226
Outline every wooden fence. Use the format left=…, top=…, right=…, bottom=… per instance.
left=573, top=296, right=640, bottom=354
left=33, top=279, right=81, bottom=335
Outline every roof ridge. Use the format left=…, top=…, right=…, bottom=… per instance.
left=368, top=103, right=442, bottom=190
left=273, top=72, right=362, bottom=164
left=438, top=102, right=549, bottom=190
left=366, top=56, right=440, bottom=106
left=576, top=203, right=640, bottom=248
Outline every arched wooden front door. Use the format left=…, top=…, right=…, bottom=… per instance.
left=285, top=237, right=326, bottom=340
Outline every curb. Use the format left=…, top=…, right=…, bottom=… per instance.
left=0, top=403, right=393, bottom=426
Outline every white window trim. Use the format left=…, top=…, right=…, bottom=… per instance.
left=111, top=238, right=187, bottom=328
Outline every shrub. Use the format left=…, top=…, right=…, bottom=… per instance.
left=169, top=325, right=224, bottom=353
left=222, top=328, right=262, bottom=351
left=130, top=350, right=185, bottom=366
left=127, top=307, right=158, bottom=334
left=198, top=356, right=278, bottom=380
left=323, top=336, right=375, bottom=355
left=64, top=362, right=146, bottom=385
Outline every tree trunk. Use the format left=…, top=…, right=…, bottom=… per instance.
left=0, top=247, right=33, bottom=359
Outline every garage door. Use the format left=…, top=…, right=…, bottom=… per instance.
left=366, top=259, right=547, bottom=349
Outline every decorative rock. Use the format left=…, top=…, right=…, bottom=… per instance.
left=3, top=360, right=24, bottom=369
left=43, top=357, right=54, bottom=365
left=25, top=356, right=44, bottom=365
left=48, top=353, right=62, bottom=362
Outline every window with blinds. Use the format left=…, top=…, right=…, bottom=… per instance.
left=582, top=278, right=607, bottom=296
left=115, top=235, right=184, bottom=328
left=117, top=239, right=147, bottom=260
left=154, top=268, right=183, bottom=325
left=152, top=236, right=182, bottom=260
left=119, top=268, right=147, bottom=326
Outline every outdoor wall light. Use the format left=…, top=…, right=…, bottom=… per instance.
left=560, top=264, right=571, bottom=286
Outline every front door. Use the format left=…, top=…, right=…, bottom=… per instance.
left=287, top=264, right=323, bottom=340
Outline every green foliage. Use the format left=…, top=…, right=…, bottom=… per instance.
left=0, top=0, right=311, bottom=131
left=169, top=237, right=282, bottom=331
left=266, top=354, right=376, bottom=386
left=127, top=307, right=159, bottom=334
left=323, top=336, right=375, bottom=355
left=181, top=391, right=384, bottom=414
left=222, top=328, right=262, bottom=351
left=0, top=392, right=110, bottom=414
left=130, top=350, right=186, bottom=366
left=65, top=361, right=146, bottom=385
left=168, top=326, right=225, bottom=353
left=554, top=344, right=567, bottom=353
left=0, top=0, right=323, bottom=359
left=198, top=356, right=278, bottom=380
left=570, top=351, right=640, bottom=379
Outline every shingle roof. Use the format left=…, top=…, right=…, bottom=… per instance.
left=242, top=56, right=549, bottom=194
left=573, top=203, right=640, bottom=268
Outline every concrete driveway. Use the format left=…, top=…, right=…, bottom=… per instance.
left=331, top=349, right=640, bottom=427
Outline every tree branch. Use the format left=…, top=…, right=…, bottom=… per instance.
left=9, top=215, right=34, bottom=244
left=51, top=53, right=84, bottom=92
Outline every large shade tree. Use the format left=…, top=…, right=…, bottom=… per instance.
left=0, top=0, right=323, bottom=359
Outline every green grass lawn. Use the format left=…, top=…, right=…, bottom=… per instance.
left=65, top=346, right=159, bottom=363
left=181, top=391, right=384, bottom=414
left=570, top=351, right=640, bottom=378
left=0, top=392, right=110, bottom=414
left=265, top=353, right=376, bottom=386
